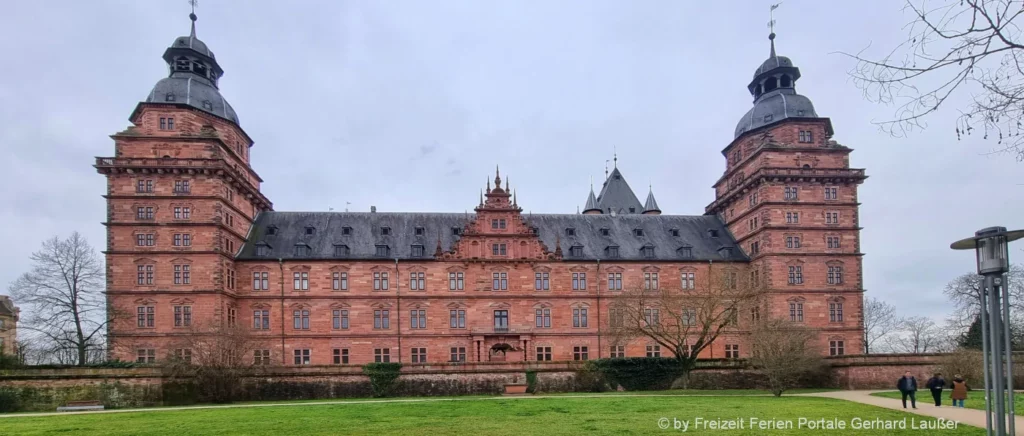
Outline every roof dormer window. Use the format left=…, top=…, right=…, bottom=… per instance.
left=294, top=244, right=311, bottom=257
left=641, top=245, right=655, bottom=258
left=670, top=229, right=680, bottom=237
left=707, top=229, right=720, bottom=238
left=333, top=244, right=349, bottom=257
left=375, top=245, right=391, bottom=257
left=565, top=228, right=576, bottom=237
left=633, top=228, right=644, bottom=237
left=414, top=227, right=425, bottom=236
left=451, top=227, right=462, bottom=236
left=678, top=246, right=693, bottom=258
left=266, top=226, right=278, bottom=236
left=165, top=93, right=176, bottom=102
left=255, top=242, right=272, bottom=257
left=600, top=228, right=610, bottom=236
left=380, top=226, right=391, bottom=236
left=341, top=226, right=352, bottom=236
left=605, top=245, right=620, bottom=258
left=570, top=246, right=584, bottom=257
left=719, top=247, right=734, bottom=258
left=305, top=227, right=315, bottom=236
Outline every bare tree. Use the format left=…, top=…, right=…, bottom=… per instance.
left=165, top=321, right=263, bottom=403
left=863, top=296, right=900, bottom=354
left=845, top=0, right=1024, bottom=160
left=748, top=317, right=823, bottom=397
left=7, top=232, right=109, bottom=366
left=889, top=316, right=944, bottom=353
left=606, top=263, right=767, bottom=372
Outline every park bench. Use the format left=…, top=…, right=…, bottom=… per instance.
left=56, top=400, right=105, bottom=412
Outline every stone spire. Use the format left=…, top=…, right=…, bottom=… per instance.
left=582, top=177, right=601, bottom=215
left=642, top=185, right=662, bottom=215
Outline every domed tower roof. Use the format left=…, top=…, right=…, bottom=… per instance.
left=733, top=33, right=823, bottom=139
left=141, top=11, right=239, bottom=125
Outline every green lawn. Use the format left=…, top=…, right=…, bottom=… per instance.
left=872, top=390, right=1024, bottom=415
left=2, top=393, right=982, bottom=435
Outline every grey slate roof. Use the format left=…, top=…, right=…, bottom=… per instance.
left=142, top=15, right=240, bottom=125
left=594, top=168, right=644, bottom=215
left=734, top=36, right=820, bottom=139
left=643, top=188, right=661, bottom=213
left=583, top=186, right=599, bottom=213
left=734, top=88, right=818, bottom=139
left=236, top=211, right=748, bottom=262
left=0, top=296, right=17, bottom=318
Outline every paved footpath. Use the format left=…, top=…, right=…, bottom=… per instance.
left=797, top=390, right=1024, bottom=429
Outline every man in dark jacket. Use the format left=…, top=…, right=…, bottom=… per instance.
left=925, top=373, right=946, bottom=407
left=897, top=371, right=918, bottom=409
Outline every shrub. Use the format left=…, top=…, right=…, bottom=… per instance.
left=363, top=363, right=403, bottom=397
left=589, top=358, right=685, bottom=391
left=0, top=387, right=20, bottom=413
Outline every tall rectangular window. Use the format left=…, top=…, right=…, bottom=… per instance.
left=492, top=272, right=508, bottom=290
left=784, top=186, right=799, bottom=200
left=646, top=345, right=661, bottom=358
left=332, top=309, right=349, bottom=329
left=374, top=348, right=391, bottom=363
left=536, top=346, right=552, bottom=361
left=798, top=130, right=813, bottom=143
left=786, top=212, right=800, bottom=224
left=137, top=264, right=154, bottom=285
left=410, top=309, right=426, bottom=329
left=159, top=117, right=175, bottom=130
left=253, top=272, right=269, bottom=290
left=824, top=187, right=838, bottom=200
left=373, top=272, right=389, bottom=290
left=785, top=236, right=801, bottom=248
left=254, top=350, right=271, bottom=365
left=173, top=207, right=191, bottom=219
left=449, top=309, right=466, bottom=328
left=787, top=266, right=803, bottom=285
left=572, top=272, right=587, bottom=290
left=573, top=346, right=589, bottom=361
left=491, top=243, right=507, bottom=256
left=173, top=305, right=192, bottom=327
left=173, top=264, right=190, bottom=284
left=409, top=272, right=425, bottom=290
left=136, top=233, right=155, bottom=246
left=789, top=302, right=804, bottom=322
left=373, top=310, right=390, bottom=329
left=173, top=180, right=190, bottom=193
left=828, top=266, right=844, bottom=285
left=827, top=236, right=841, bottom=249
left=610, top=308, right=624, bottom=328
left=681, top=308, right=696, bottom=326
left=681, top=272, right=695, bottom=290
left=411, top=347, right=427, bottom=363
left=293, top=272, right=309, bottom=290
left=293, top=349, right=311, bottom=365
left=136, top=306, right=154, bottom=328
left=607, top=273, right=622, bottom=290
left=136, top=179, right=154, bottom=193
left=448, top=272, right=464, bottom=290
left=253, top=310, right=270, bottom=330
left=829, top=302, right=844, bottom=322
left=535, top=272, right=550, bottom=290
left=643, top=273, right=659, bottom=290
left=644, top=308, right=660, bottom=325
left=825, top=211, right=840, bottom=225
left=333, top=348, right=349, bottom=364
left=136, top=206, right=154, bottom=220
left=332, top=272, right=348, bottom=290
left=725, top=344, right=740, bottom=359
left=136, top=349, right=156, bottom=363
left=450, top=347, right=467, bottom=362
left=535, top=308, right=551, bottom=328
left=572, top=308, right=588, bottom=328
left=293, top=309, right=310, bottom=330
left=829, top=340, right=845, bottom=356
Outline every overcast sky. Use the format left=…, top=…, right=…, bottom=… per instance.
left=0, top=0, right=1020, bottom=323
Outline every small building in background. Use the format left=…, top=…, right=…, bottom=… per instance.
left=0, top=295, right=19, bottom=355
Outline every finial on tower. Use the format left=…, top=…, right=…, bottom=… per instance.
left=604, top=160, right=610, bottom=179
left=768, top=2, right=782, bottom=57
left=613, top=146, right=618, bottom=168
left=513, top=189, right=518, bottom=207
left=188, top=0, right=199, bottom=38
left=494, top=165, right=502, bottom=188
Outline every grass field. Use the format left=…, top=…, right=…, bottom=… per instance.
left=2, top=393, right=983, bottom=435
left=871, top=390, right=1024, bottom=415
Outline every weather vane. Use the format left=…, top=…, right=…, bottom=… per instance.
left=768, top=2, right=782, bottom=35
left=189, top=0, right=199, bottom=14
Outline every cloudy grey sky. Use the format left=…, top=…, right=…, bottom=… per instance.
left=0, top=0, right=1019, bottom=322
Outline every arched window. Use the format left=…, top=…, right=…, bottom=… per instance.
left=174, top=57, right=191, bottom=71
left=780, top=75, right=792, bottom=87
left=764, top=77, right=778, bottom=92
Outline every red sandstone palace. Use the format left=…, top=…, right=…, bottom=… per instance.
left=96, top=14, right=867, bottom=365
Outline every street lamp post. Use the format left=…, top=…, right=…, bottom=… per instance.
left=951, top=226, right=1024, bottom=436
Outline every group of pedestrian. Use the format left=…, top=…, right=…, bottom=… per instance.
left=896, top=371, right=969, bottom=408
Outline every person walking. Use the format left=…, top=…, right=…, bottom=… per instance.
left=926, top=373, right=946, bottom=407
left=897, top=371, right=918, bottom=409
left=950, top=375, right=968, bottom=408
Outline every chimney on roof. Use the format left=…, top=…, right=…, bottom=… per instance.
left=370, top=206, right=376, bottom=213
